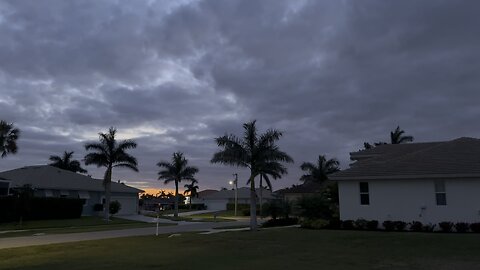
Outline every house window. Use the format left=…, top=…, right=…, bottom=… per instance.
left=359, top=182, right=369, bottom=205
left=435, top=180, right=447, bottom=206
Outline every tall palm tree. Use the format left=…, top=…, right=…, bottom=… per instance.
left=211, top=120, right=293, bottom=230
left=300, top=155, right=340, bottom=183
left=390, top=126, right=414, bottom=144
left=0, top=120, right=20, bottom=158
left=49, top=151, right=87, bottom=173
left=84, top=127, right=138, bottom=221
left=184, top=180, right=199, bottom=208
left=157, top=152, right=198, bottom=217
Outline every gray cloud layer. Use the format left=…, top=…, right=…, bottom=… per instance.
left=1, top=0, right=479, bottom=191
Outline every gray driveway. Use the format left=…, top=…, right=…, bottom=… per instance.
left=0, top=220, right=249, bottom=250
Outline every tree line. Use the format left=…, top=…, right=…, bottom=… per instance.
left=1, top=119, right=414, bottom=229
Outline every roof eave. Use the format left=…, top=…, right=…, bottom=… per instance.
left=331, top=173, right=480, bottom=181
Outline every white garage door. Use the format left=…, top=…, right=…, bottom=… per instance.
left=205, top=200, right=228, bottom=210
left=111, top=196, right=138, bottom=215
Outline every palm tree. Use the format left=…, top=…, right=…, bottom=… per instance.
left=49, top=151, right=87, bottom=173
left=300, top=155, right=340, bottom=183
left=184, top=180, right=199, bottom=208
left=248, top=161, right=288, bottom=215
left=157, top=152, right=198, bottom=217
left=0, top=120, right=20, bottom=158
left=211, top=120, right=293, bottom=230
left=84, top=127, right=138, bottom=221
left=390, top=126, right=414, bottom=144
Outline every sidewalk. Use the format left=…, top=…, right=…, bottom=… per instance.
left=0, top=220, right=248, bottom=250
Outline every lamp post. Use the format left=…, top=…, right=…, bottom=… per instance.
left=229, top=173, right=238, bottom=216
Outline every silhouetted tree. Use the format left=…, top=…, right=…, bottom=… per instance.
left=300, top=155, right=340, bottom=183
left=49, top=151, right=87, bottom=173
left=363, top=126, right=414, bottom=150
left=84, top=127, right=138, bottom=221
left=247, top=161, right=287, bottom=215
left=157, top=152, right=198, bottom=217
left=390, top=126, right=414, bottom=144
left=211, top=120, right=293, bottom=230
left=184, top=180, right=199, bottom=208
left=0, top=120, right=20, bottom=158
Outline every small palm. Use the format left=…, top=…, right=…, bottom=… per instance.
left=157, top=152, right=198, bottom=217
left=49, top=151, right=87, bottom=173
left=300, top=155, right=340, bottom=183
left=0, top=120, right=20, bottom=158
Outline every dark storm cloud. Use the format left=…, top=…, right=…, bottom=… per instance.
left=1, top=0, right=480, bottom=191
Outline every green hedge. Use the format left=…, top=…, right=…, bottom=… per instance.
left=0, top=196, right=85, bottom=222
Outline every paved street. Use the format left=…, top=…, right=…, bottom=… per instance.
left=0, top=220, right=249, bottom=249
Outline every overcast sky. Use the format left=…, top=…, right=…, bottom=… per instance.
left=1, top=0, right=479, bottom=192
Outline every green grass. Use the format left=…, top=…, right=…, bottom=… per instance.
left=2, top=229, right=480, bottom=270
left=0, top=217, right=169, bottom=238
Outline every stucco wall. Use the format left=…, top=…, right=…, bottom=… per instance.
left=338, top=178, right=480, bottom=224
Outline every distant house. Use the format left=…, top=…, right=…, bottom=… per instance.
left=197, top=187, right=273, bottom=210
left=331, top=137, right=480, bottom=224
left=0, top=165, right=143, bottom=216
left=277, top=181, right=329, bottom=203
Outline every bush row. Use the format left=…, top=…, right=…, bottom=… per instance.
left=0, top=196, right=84, bottom=222
left=336, top=219, right=480, bottom=233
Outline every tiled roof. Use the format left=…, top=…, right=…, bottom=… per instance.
left=0, top=165, right=143, bottom=193
left=331, top=137, right=480, bottom=180
left=276, top=181, right=329, bottom=194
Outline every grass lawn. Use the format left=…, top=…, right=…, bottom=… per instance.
left=0, top=217, right=169, bottom=238
left=2, top=228, right=480, bottom=270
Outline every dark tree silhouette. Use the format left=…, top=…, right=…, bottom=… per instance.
left=84, top=127, right=138, bottom=221
left=300, top=155, right=340, bottom=183
left=363, top=126, right=414, bottom=150
left=390, top=126, right=414, bottom=144
left=49, top=151, right=87, bottom=173
left=211, top=120, right=293, bottom=230
left=157, top=152, right=198, bottom=217
left=184, top=180, right=199, bottom=208
left=0, top=120, right=20, bottom=158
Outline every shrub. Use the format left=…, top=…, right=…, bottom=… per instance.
left=341, top=220, right=355, bottom=230
left=382, top=220, right=395, bottom=231
left=328, top=218, right=341, bottom=229
left=262, top=200, right=292, bottom=219
left=394, top=221, right=407, bottom=231
left=297, top=195, right=335, bottom=220
left=438, top=221, right=454, bottom=233
left=109, top=201, right=122, bottom=215
left=455, top=222, right=469, bottom=233
left=470, top=223, right=480, bottom=233
left=354, top=219, right=368, bottom=230
left=0, top=196, right=84, bottom=222
left=409, top=221, right=423, bottom=232
left=262, top=217, right=298, bottom=228
left=423, top=223, right=436, bottom=232
left=300, top=218, right=329, bottom=229
left=93, top=204, right=103, bottom=212
left=366, top=220, right=379, bottom=231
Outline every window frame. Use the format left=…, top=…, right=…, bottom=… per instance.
left=434, top=180, right=447, bottom=206
left=359, top=182, right=370, bottom=205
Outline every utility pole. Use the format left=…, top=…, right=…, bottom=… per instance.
left=233, top=173, right=238, bottom=216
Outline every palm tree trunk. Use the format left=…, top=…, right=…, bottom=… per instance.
left=249, top=174, right=257, bottom=231
left=259, top=174, right=263, bottom=217
left=174, top=180, right=179, bottom=217
left=104, top=166, right=112, bottom=222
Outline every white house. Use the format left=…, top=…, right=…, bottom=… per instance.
left=0, top=165, right=143, bottom=216
left=330, top=137, right=480, bottom=224
left=197, top=187, right=273, bottom=211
